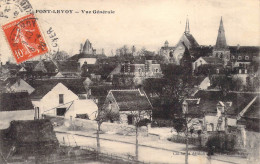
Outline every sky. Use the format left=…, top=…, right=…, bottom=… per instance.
left=0, top=0, right=259, bottom=63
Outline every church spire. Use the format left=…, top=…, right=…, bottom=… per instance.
left=215, top=16, right=227, bottom=50
left=185, top=17, right=190, bottom=34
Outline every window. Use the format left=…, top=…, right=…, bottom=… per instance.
left=59, top=94, right=64, bottom=104
left=232, top=56, right=235, bottom=59
left=245, top=56, right=249, bottom=60
left=155, top=69, right=158, bottom=73
left=238, top=56, right=242, bottom=60
left=216, top=69, right=219, bottom=74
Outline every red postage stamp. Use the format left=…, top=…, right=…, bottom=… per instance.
left=2, top=14, right=48, bottom=63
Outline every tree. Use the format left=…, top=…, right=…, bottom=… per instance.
left=161, top=73, right=193, bottom=164
left=172, top=101, right=198, bottom=164
left=95, top=108, right=119, bottom=157
left=127, top=109, right=152, bottom=161
left=143, top=78, right=166, bottom=97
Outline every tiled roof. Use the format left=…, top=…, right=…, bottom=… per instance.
left=185, top=33, right=199, bottom=48
left=110, top=89, right=152, bottom=111
left=201, top=57, right=223, bottom=64
left=33, top=60, right=58, bottom=73
left=0, top=92, right=33, bottom=111
left=29, top=78, right=86, bottom=99
left=56, top=60, right=79, bottom=73
left=21, top=61, right=39, bottom=72
left=229, top=46, right=260, bottom=56
left=187, top=90, right=258, bottom=117
left=4, top=77, right=18, bottom=86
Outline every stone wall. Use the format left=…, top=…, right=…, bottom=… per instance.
left=64, top=117, right=148, bottom=136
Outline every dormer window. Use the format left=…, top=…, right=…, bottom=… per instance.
left=238, top=56, right=242, bottom=60
left=245, top=56, right=249, bottom=60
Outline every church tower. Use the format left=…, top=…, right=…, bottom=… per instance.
left=213, top=17, right=230, bottom=62
left=82, top=39, right=93, bottom=54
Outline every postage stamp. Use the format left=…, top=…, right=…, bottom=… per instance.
left=2, top=14, right=48, bottom=63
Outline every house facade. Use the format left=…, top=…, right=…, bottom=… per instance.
left=113, top=60, right=163, bottom=85
left=102, top=89, right=153, bottom=124
left=30, top=82, right=79, bottom=118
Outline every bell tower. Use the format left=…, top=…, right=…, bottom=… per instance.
left=213, top=17, right=230, bottom=62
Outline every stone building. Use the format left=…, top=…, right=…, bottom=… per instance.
left=102, top=89, right=152, bottom=125
left=160, top=18, right=199, bottom=64
left=112, top=60, right=163, bottom=85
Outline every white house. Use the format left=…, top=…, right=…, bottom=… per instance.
left=0, top=92, right=34, bottom=129
left=31, top=82, right=79, bottom=118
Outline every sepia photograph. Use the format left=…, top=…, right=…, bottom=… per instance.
left=0, top=0, right=259, bottom=163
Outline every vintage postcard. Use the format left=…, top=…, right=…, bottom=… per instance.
left=0, top=0, right=259, bottom=164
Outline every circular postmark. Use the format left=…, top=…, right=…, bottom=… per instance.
left=0, top=0, right=33, bottom=20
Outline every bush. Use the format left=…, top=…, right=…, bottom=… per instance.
left=206, top=133, right=237, bottom=153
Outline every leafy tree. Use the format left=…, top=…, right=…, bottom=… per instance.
left=161, top=71, right=193, bottom=164
left=143, top=78, right=166, bottom=97
left=127, top=109, right=152, bottom=161
left=95, top=108, right=119, bottom=157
